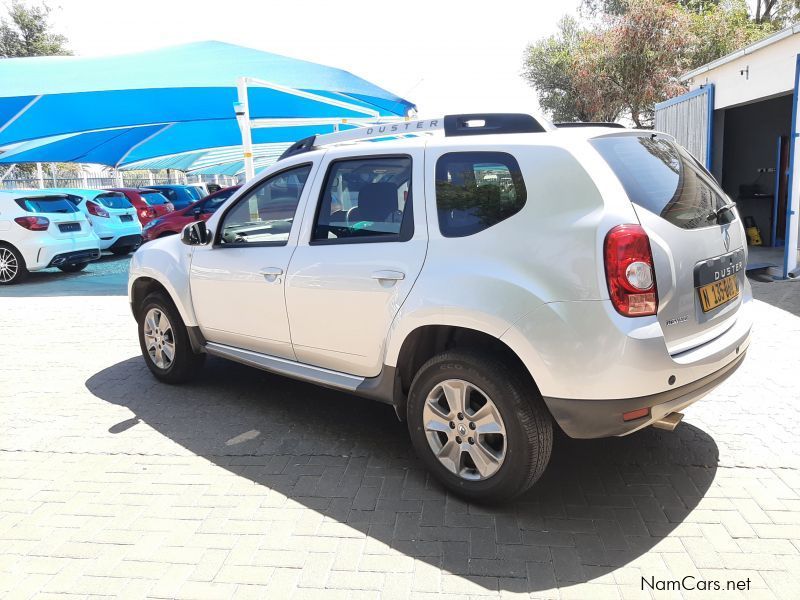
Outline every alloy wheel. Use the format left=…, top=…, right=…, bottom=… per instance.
left=143, top=308, right=176, bottom=370
left=422, top=379, right=507, bottom=481
left=0, top=248, right=19, bottom=283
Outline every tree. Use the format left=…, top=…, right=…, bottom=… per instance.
left=0, top=0, right=70, bottom=59
left=687, top=0, right=778, bottom=69
left=522, top=16, right=623, bottom=123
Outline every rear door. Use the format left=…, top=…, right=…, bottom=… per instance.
left=592, top=133, right=747, bottom=354
left=285, top=149, right=427, bottom=377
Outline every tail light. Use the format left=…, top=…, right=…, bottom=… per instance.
left=86, top=201, right=109, bottom=218
left=140, top=207, right=156, bottom=219
left=604, top=224, right=658, bottom=317
left=14, top=216, right=50, bottom=231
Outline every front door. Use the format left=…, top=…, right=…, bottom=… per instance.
left=190, top=162, right=316, bottom=359
left=285, top=150, right=427, bottom=377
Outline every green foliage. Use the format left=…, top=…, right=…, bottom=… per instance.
left=688, top=1, right=779, bottom=69
left=0, top=0, right=70, bottom=58
left=525, top=0, right=781, bottom=127
left=522, top=16, right=622, bottom=122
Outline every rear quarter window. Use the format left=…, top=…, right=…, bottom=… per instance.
left=435, top=151, right=527, bottom=237
left=590, top=134, right=727, bottom=230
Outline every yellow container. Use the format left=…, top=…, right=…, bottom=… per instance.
left=746, top=226, right=762, bottom=246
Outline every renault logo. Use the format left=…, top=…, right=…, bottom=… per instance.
left=722, top=227, right=731, bottom=252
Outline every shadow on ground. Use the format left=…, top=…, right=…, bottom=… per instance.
left=87, top=356, right=718, bottom=592
left=0, top=254, right=129, bottom=297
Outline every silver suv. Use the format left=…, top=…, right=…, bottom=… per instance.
left=129, top=114, right=752, bottom=502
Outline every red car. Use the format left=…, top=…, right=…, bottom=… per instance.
left=106, top=188, right=174, bottom=227
left=141, top=186, right=240, bottom=242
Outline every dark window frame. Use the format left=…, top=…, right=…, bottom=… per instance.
left=435, top=151, right=528, bottom=238
left=213, top=162, right=312, bottom=249
left=309, top=154, right=415, bottom=246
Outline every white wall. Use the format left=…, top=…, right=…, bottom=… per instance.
left=687, top=33, right=800, bottom=109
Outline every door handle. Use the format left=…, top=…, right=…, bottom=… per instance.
left=371, top=270, right=405, bottom=281
left=259, top=267, right=283, bottom=282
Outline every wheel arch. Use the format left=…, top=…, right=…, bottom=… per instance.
left=390, top=324, right=545, bottom=421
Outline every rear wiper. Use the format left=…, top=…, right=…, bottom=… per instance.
left=707, top=202, right=736, bottom=222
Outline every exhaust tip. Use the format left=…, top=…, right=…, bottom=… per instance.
left=652, top=412, right=683, bottom=431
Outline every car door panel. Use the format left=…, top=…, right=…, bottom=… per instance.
left=189, top=161, right=318, bottom=359
left=286, top=149, right=428, bottom=377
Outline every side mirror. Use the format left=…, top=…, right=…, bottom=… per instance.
left=192, top=207, right=202, bottom=216
left=180, top=220, right=211, bottom=246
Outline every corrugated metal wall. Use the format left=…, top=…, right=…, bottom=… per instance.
left=654, top=86, right=712, bottom=168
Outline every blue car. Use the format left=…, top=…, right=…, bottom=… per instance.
left=145, top=185, right=204, bottom=211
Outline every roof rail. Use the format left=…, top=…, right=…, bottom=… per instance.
left=554, top=122, right=625, bottom=129
left=277, top=113, right=549, bottom=161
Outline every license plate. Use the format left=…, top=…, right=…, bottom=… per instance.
left=120, top=214, right=133, bottom=222
left=698, top=274, right=739, bottom=312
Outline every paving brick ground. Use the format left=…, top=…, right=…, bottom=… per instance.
left=1, top=266, right=799, bottom=599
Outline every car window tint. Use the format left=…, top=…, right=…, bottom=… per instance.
left=312, top=157, right=412, bottom=242
left=14, top=196, right=78, bottom=214
left=95, top=192, right=132, bottom=209
left=140, top=192, right=169, bottom=206
left=590, top=134, right=728, bottom=229
left=219, top=165, right=311, bottom=246
left=435, top=152, right=527, bottom=238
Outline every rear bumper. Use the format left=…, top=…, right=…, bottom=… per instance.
left=26, top=237, right=101, bottom=271
left=92, top=221, right=143, bottom=249
left=107, top=234, right=142, bottom=251
left=544, top=348, right=747, bottom=438
left=47, top=248, right=102, bottom=268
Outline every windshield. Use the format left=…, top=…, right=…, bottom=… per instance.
left=140, top=191, right=170, bottom=206
left=95, top=192, right=133, bottom=210
left=15, top=196, right=79, bottom=214
left=591, top=134, right=730, bottom=229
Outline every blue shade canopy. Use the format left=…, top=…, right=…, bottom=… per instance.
left=0, top=40, right=415, bottom=165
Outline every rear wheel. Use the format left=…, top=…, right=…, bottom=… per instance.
left=0, top=244, right=28, bottom=285
left=138, top=292, right=204, bottom=384
left=57, top=262, right=88, bottom=273
left=407, top=350, right=552, bottom=503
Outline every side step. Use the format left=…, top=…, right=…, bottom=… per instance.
left=652, top=412, right=684, bottom=431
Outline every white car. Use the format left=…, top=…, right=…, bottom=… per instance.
left=0, top=190, right=101, bottom=284
left=53, top=188, right=143, bottom=254
left=129, top=113, right=752, bottom=502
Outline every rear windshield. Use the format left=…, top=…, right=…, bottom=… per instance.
left=95, top=192, right=132, bottom=209
left=187, top=187, right=204, bottom=200
left=140, top=191, right=169, bottom=206
left=15, top=196, right=79, bottom=214
left=591, top=134, right=728, bottom=229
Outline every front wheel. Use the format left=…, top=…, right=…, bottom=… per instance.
left=137, top=292, right=205, bottom=384
left=407, top=350, right=552, bottom=503
left=57, top=262, right=88, bottom=273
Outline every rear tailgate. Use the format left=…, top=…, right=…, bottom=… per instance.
left=14, top=195, right=93, bottom=241
left=95, top=192, right=138, bottom=225
left=592, top=133, right=748, bottom=354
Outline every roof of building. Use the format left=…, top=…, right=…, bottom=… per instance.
left=682, top=22, right=800, bottom=82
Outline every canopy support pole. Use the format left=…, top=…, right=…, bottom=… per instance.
left=0, top=164, right=15, bottom=182
left=236, top=77, right=256, bottom=181
left=36, top=163, right=44, bottom=188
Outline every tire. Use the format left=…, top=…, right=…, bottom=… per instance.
left=407, top=350, right=552, bottom=503
left=137, top=291, right=205, bottom=384
left=110, top=246, right=134, bottom=256
left=57, top=262, right=88, bottom=273
left=0, top=243, right=28, bottom=285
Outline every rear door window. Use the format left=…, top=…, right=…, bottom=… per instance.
left=435, top=151, right=527, bottom=237
left=15, top=196, right=78, bottom=214
left=95, top=192, right=132, bottom=209
left=590, top=134, right=729, bottom=229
